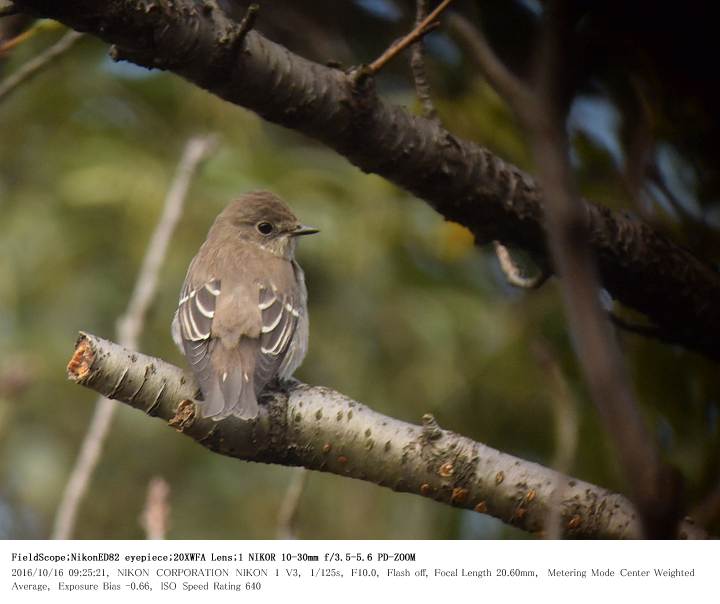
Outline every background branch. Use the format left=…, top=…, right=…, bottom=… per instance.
left=447, top=13, right=536, bottom=123
left=451, top=3, right=680, bottom=537
left=64, top=332, right=707, bottom=540
left=409, top=0, right=437, bottom=120
left=14, top=0, right=720, bottom=361
left=0, top=29, right=82, bottom=101
left=51, top=135, right=217, bottom=539
left=527, top=3, right=677, bottom=538
left=276, top=468, right=308, bottom=540
left=140, top=477, right=171, bottom=540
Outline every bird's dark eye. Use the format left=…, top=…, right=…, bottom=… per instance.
left=256, top=221, right=274, bottom=235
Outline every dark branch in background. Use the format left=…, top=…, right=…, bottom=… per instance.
left=530, top=3, right=681, bottom=538
left=13, top=0, right=720, bottom=361
left=449, top=7, right=681, bottom=538
left=66, top=332, right=708, bottom=540
left=409, top=0, right=438, bottom=121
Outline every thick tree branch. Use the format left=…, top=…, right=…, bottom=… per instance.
left=13, top=0, right=720, bottom=360
left=65, top=332, right=707, bottom=540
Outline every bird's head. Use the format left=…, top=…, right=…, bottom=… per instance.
left=213, top=191, right=318, bottom=259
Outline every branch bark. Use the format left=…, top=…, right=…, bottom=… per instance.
left=65, top=332, right=707, bottom=540
left=13, top=0, right=720, bottom=361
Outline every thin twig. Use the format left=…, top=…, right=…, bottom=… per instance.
left=493, top=241, right=549, bottom=289
left=0, top=18, right=40, bottom=53
left=0, top=29, right=82, bottom=101
left=410, top=0, right=437, bottom=120
left=447, top=13, right=536, bottom=124
left=237, top=3, right=259, bottom=37
left=276, top=468, right=309, bottom=539
left=140, top=477, right=171, bottom=539
left=369, top=0, right=454, bottom=74
left=51, top=135, right=217, bottom=539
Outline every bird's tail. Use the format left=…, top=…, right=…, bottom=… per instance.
left=200, top=347, right=259, bottom=420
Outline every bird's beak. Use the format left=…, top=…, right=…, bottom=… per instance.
left=291, top=224, right=320, bottom=236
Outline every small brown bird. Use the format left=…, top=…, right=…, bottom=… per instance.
left=172, top=191, right=318, bottom=419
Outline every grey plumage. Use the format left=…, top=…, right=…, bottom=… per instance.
left=171, top=191, right=317, bottom=420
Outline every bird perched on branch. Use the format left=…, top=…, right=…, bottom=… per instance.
left=172, top=191, right=318, bottom=419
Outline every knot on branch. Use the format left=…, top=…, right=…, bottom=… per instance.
left=420, top=413, right=443, bottom=442
left=169, top=399, right=197, bottom=431
left=347, top=65, right=379, bottom=114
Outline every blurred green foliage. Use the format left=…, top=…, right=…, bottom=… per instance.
left=0, top=2, right=718, bottom=539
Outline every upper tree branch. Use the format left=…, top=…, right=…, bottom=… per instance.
left=13, top=0, right=720, bottom=361
left=66, top=332, right=707, bottom=540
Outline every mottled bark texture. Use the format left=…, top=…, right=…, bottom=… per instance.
left=67, top=332, right=707, bottom=539
left=13, top=0, right=720, bottom=360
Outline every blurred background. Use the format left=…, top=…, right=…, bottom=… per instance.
left=0, top=0, right=718, bottom=539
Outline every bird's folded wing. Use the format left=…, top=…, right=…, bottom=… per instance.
left=256, top=283, right=301, bottom=386
left=176, top=279, right=223, bottom=414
